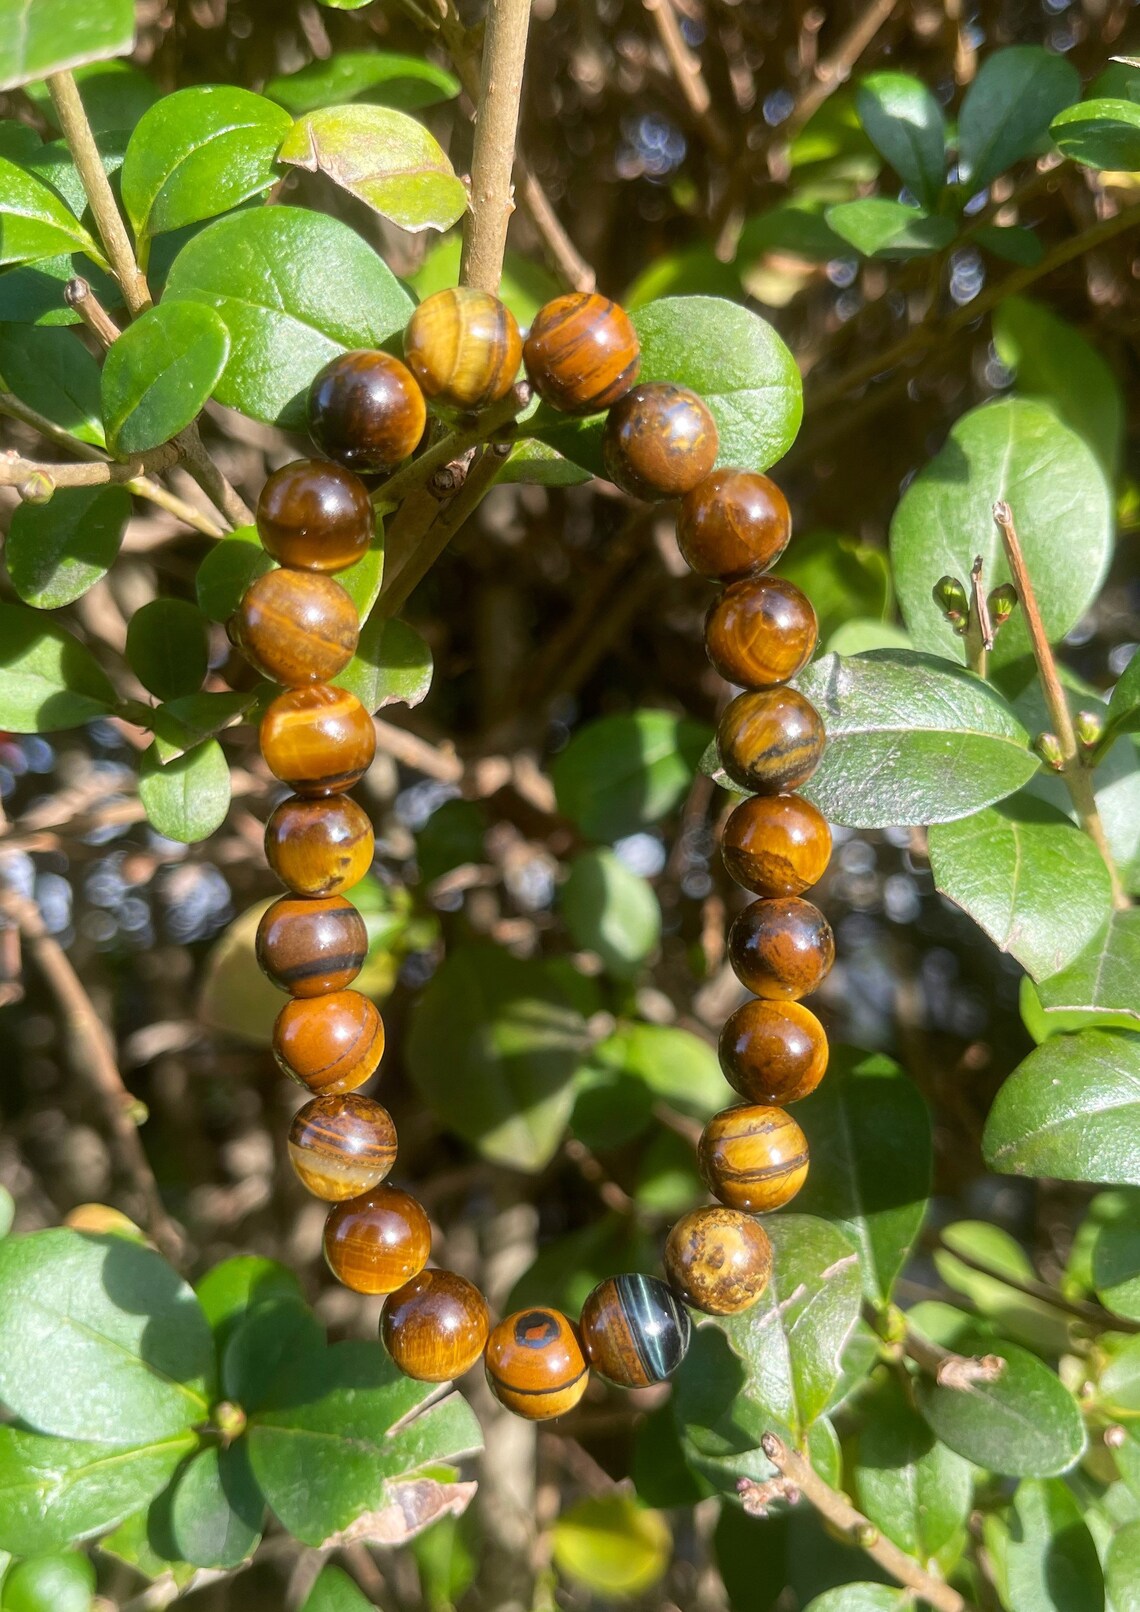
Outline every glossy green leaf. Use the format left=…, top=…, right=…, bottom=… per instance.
left=803, top=1589, right=905, bottom=1612
left=1108, top=653, right=1140, bottom=742
left=958, top=46, right=1080, bottom=188
left=916, top=1339, right=1085, bottom=1476
left=1098, top=1333, right=1140, bottom=1415
left=1107, top=1519, right=1140, bottom=1612
left=588, top=1021, right=734, bottom=1121
left=0, top=155, right=100, bottom=266
left=0, top=601, right=115, bottom=730
left=195, top=524, right=274, bottom=622
left=825, top=198, right=955, bottom=258
left=1089, top=1190, right=1140, bottom=1319
left=553, top=1496, right=671, bottom=1598
left=0, top=249, right=118, bottom=327
left=6, top=484, right=129, bottom=610
left=98, top=1501, right=193, bottom=1587
left=0, top=322, right=104, bottom=444
left=335, top=616, right=432, bottom=713
left=102, top=301, right=228, bottom=454
left=301, top=1566, right=375, bottom=1612
left=500, top=438, right=592, bottom=487
left=169, top=1444, right=262, bottom=1569
left=266, top=51, right=459, bottom=116
left=1005, top=1478, right=1104, bottom=1612
left=2, top=1552, right=94, bottom=1612
left=279, top=106, right=467, bottom=233
left=150, top=691, right=254, bottom=764
left=561, top=849, right=661, bottom=979
left=854, top=1378, right=973, bottom=1561
left=1093, top=60, right=1140, bottom=101
left=1052, top=97, right=1140, bottom=170
left=773, top=530, right=891, bottom=647
left=195, top=1254, right=306, bottom=1351
left=856, top=72, right=946, bottom=207
left=126, top=598, right=209, bottom=701
left=1034, top=911, right=1140, bottom=1027
left=0, top=0, right=134, bottom=92
left=552, top=709, right=711, bottom=843
left=993, top=296, right=1124, bottom=475
left=138, top=738, right=231, bottom=845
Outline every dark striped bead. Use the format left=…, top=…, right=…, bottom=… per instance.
left=273, top=990, right=385, bottom=1094
left=405, top=288, right=522, bottom=411
left=484, top=1307, right=589, bottom=1421
left=381, top=1269, right=490, bottom=1383
left=719, top=998, right=829, bottom=1105
left=256, top=895, right=368, bottom=997
left=721, top=794, right=832, bottom=897
left=523, top=292, right=640, bottom=414
left=705, top=576, right=817, bottom=688
left=287, top=1092, right=397, bottom=1201
left=698, top=1103, right=809, bottom=1214
left=257, top=459, right=374, bottom=574
left=232, top=568, right=359, bottom=687
left=677, top=470, right=792, bottom=582
left=308, top=350, right=427, bottom=474
left=260, top=684, right=376, bottom=797
left=716, top=688, right=825, bottom=795
left=602, top=382, right=719, bottom=501
left=664, top=1206, right=772, bottom=1316
left=580, top=1273, right=691, bottom=1388
left=265, top=796, right=374, bottom=897
left=728, top=897, right=835, bottom=1001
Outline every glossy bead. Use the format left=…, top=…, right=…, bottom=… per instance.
left=260, top=683, right=376, bottom=797
left=705, top=577, right=817, bottom=689
left=265, top=796, right=374, bottom=897
left=728, top=897, right=835, bottom=1001
left=256, top=895, right=368, bottom=997
left=580, top=1273, right=691, bottom=1388
left=664, top=1206, right=772, bottom=1316
left=677, top=469, right=792, bottom=582
left=273, top=990, right=385, bottom=1094
left=405, top=288, right=522, bottom=411
left=484, top=1307, right=589, bottom=1421
left=288, top=1092, right=397, bottom=1201
left=522, top=292, right=640, bottom=414
left=232, top=568, right=359, bottom=687
left=721, top=794, right=832, bottom=897
left=698, top=1103, right=809, bottom=1214
left=716, top=688, right=825, bottom=795
left=381, top=1269, right=491, bottom=1382
left=308, top=350, right=427, bottom=473
left=602, top=383, right=718, bottom=501
left=719, top=998, right=829, bottom=1105
left=257, top=459, right=373, bottom=574
left=324, top=1184, right=432, bottom=1295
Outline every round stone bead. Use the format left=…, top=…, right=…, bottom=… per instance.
left=287, top=1092, right=397, bottom=1201
left=265, top=796, right=374, bottom=897
left=323, top=1184, right=431, bottom=1295
left=308, top=350, right=427, bottom=474
left=381, top=1269, right=491, bottom=1383
left=705, top=577, right=817, bottom=689
left=522, top=292, right=640, bottom=414
left=256, top=895, right=368, bottom=997
left=232, top=568, right=359, bottom=687
left=273, top=990, right=385, bottom=1094
left=579, top=1273, right=691, bottom=1388
left=698, top=1103, right=809, bottom=1214
left=664, top=1206, right=772, bottom=1316
left=728, top=897, right=835, bottom=1001
left=405, top=287, right=522, bottom=411
left=257, top=459, right=373, bottom=574
left=484, top=1307, right=589, bottom=1421
left=260, top=683, right=376, bottom=797
left=719, top=997, right=829, bottom=1105
left=677, top=469, right=792, bottom=581
left=721, top=794, right=832, bottom=897
left=602, top=382, right=719, bottom=501
left=716, top=688, right=825, bottom=795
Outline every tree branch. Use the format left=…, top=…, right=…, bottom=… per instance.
left=0, top=444, right=179, bottom=490
left=378, top=446, right=509, bottom=618
left=371, top=383, right=531, bottom=511
left=460, top=0, right=533, bottom=292
left=642, top=0, right=732, bottom=159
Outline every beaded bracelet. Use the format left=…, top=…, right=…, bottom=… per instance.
left=226, top=287, right=834, bottom=1421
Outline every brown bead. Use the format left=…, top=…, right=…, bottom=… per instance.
left=323, top=1184, right=431, bottom=1295
left=580, top=1274, right=691, bottom=1388
left=308, top=350, right=427, bottom=473
left=256, top=895, right=368, bottom=997
left=705, top=577, right=817, bottom=689
left=288, top=1092, right=397, bottom=1201
left=716, top=688, right=825, bottom=795
left=273, top=990, right=385, bottom=1094
left=265, top=796, right=374, bottom=897
left=232, top=568, right=359, bottom=687
left=260, top=683, right=376, bottom=797
left=405, top=288, right=522, bottom=412
left=721, top=794, right=832, bottom=897
left=257, top=459, right=374, bottom=574
left=381, top=1269, right=491, bottom=1383
left=677, top=470, right=791, bottom=581
left=719, top=997, right=829, bottom=1105
left=698, top=1103, right=809, bottom=1213
left=523, top=292, right=640, bottom=415
left=484, top=1307, right=589, bottom=1421
left=602, top=383, right=718, bottom=501
left=728, top=897, right=835, bottom=1002
left=664, top=1206, right=772, bottom=1316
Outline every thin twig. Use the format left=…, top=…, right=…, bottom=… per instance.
left=379, top=448, right=508, bottom=617
left=643, top=0, right=732, bottom=158
left=460, top=0, right=533, bottom=292
left=935, top=1234, right=1140, bottom=1335
left=863, top=1300, right=1006, bottom=1386
left=372, top=383, right=530, bottom=510
left=0, top=444, right=179, bottom=489
left=963, top=555, right=993, bottom=678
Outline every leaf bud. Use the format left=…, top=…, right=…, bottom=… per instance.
left=18, top=471, right=55, bottom=505
left=1035, top=732, right=1065, bottom=770
left=987, top=583, right=1018, bottom=629
left=932, top=574, right=968, bottom=628
left=1076, top=710, right=1104, bottom=750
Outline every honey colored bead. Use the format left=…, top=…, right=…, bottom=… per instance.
left=602, top=383, right=719, bottom=501
left=257, top=459, right=373, bottom=574
left=484, top=1307, right=589, bottom=1421
left=728, top=897, right=835, bottom=1001
left=523, top=292, right=640, bottom=414
left=260, top=683, right=376, bottom=797
left=256, top=895, right=368, bottom=997
left=381, top=1269, right=491, bottom=1383
left=705, top=577, right=817, bottom=689
left=664, top=1206, right=772, bottom=1316
left=324, top=1184, right=431, bottom=1295
left=677, top=470, right=792, bottom=581
left=580, top=1274, right=691, bottom=1388
left=265, top=796, right=374, bottom=897
left=233, top=569, right=359, bottom=687
left=716, top=688, right=825, bottom=795
left=719, top=998, right=829, bottom=1105
left=288, top=1092, right=397, bottom=1201
left=405, top=288, right=522, bottom=411
left=273, top=990, right=385, bottom=1094
left=308, top=350, right=427, bottom=473
left=721, top=794, right=832, bottom=897
left=698, top=1103, right=809, bottom=1213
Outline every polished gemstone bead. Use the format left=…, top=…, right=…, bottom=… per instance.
left=716, top=688, right=825, bottom=795
left=381, top=1269, right=491, bottom=1382
left=232, top=568, right=359, bottom=687
left=728, top=897, right=835, bottom=1001
left=405, top=287, right=522, bottom=411
left=484, top=1307, right=589, bottom=1421
left=721, top=794, right=832, bottom=897
left=602, top=382, right=719, bottom=501
left=664, top=1206, right=772, bottom=1316
left=677, top=469, right=792, bottom=581
left=288, top=1092, right=397, bottom=1201
left=257, top=459, right=374, bottom=574
left=719, top=997, right=829, bottom=1105
left=256, top=895, right=368, bottom=997
left=273, top=990, right=385, bottom=1094
left=265, top=795, right=374, bottom=897
left=705, top=576, right=817, bottom=688
left=323, top=1184, right=431, bottom=1295
left=308, top=350, right=427, bottom=473
left=260, top=683, right=376, bottom=797
left=579, top=1273, right=691, bottom=1388
left=698, top=1103, right=809, bottom=1213
left=522, top=292, right=640, bottom=414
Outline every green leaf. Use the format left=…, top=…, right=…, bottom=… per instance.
left=984, top=1029, right=1140, bottom=1186
left=1107, top=1519, right=1140, bottom=1612
left=993, top=296, right=1124, bottom=475
left=1089, top=1190, right=1140, bottom=1319
left=26, top=61, right=157, bottom=137
left=826, top=618, right=911, bottom=656
left=1034, top=911, right=1140, bottom=1028
left=195, top=524, right=274, bottom=622
left=1108, top=653, right=1140, bottom=742
left=803, top=1590, right=905, bottom=1612
left=856, top=72, right=946, bottom=208
left=792, top=650, right=1039, bottom=827
left=0, top=155, right=101, bottom=267
left=266, top=51, right=459, bottom=116
left=6, top=485, right=129, bottom=610
left=958, top=46, right=1080, bottom=188
left=195, top=1255, right=306, bottom=1351
left=553, top=1496, right=671, bottom=1599
left=1005, top=1478, right=1104, bottom=1612
left=890, top=398, right=1113, bottom=670
left=278, top=106, right=467, bottom=233
left=301, top=1565, right=376, bottom=1612
left=0, top=322, right=104, bottom=444
left=975, top=223, right=1044, bottom=265
left=410, top=235, right=561, bottom=327
left=854, top=1378, right=973, bottom=1561
left=773, top=530, right=891, bottom=647
left=1098, top=1334, right=1140, bottom=1415
left=126, top=598, right=209, bottom=700
left=916, top=1339, right=1085, bottom=1477
left=0, top=600, right=115, bottom=730
left=561, top=849, right=661, bottom=979
left=102, top=301, right=229, bottom=454
left=0, top=249, right=118, bottom=327
left=98, top=1502, right=193, bottom=1586
left=138, top=738, right=231, bottom=845
left=169, top=1444, right=262, bottom=1569
left=2, top=1552, right=94, bottom=1612
left=935, top=1221, right=1072, bottom=1356
left=500, top=438, right=592, bottom=487
left=335, top=616, right=432, bottom=713
left=163, top=205, right=414, bottom=428
left=1052, top=97, right=1140, bottom=171
left=825, top=199, right=955, bottom=258
left=0, top=0, right=134, bottom=92
left=587, top=1021, right=734, bottom=1122
left=1093, top=60, right=1140, bottom=102
left=552, top=709, right=711, bottom=843
left=150, top=691, right=253, bottom=763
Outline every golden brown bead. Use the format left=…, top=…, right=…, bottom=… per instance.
left=579, top=1274, right=691, bottom=1388
left=716, top=688, right=825, bottom=795
left=705, top=577, right=817, bottom=689
left=405, top=288, right=522, bottom=412
left=381, top=1269, right=491, bottom=1383
left=677, top=469, right=792, bottom=581
left=265, top=796, right=374, bottom=897
left=664, top=1206, right=772, bottom=1316
left=698, top=1103, right=809, bottom=1213
left=721, top=794, right=832, bottom=897
left=602, top=383, right=719, bottom=501
left=260, top=683, right=376, bottom=797
left=522, top=292, right=640, bottom=415
left=323, top=1184, right=432, bottom=1295
left=727, top=897, right=835, bottom=1002
left=256, top=895, right=368, bottom=997
left=257, top=459, right=374, bottom=574
left=288, top=1092, right=397, bottom=1201
left=484, top=1307, right=589, bottom=1421
left=719, top=997, right=829, bottom=1105
left=273, top=990, right=385, bottom=1095
left=232, top=568, right=359, bottom=687
left=308, top=350, right=427, bottom=473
